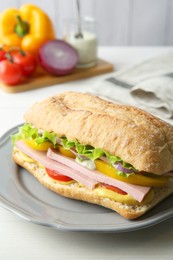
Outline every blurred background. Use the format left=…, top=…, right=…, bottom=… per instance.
left=0, top=0, right=173, bottom=46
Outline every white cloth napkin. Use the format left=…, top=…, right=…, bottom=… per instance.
left=87, top=51, right=173, bottom=123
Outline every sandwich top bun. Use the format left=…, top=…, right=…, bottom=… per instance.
left=24, top=91, right=173, bottom=175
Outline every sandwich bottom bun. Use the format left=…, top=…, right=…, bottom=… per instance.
left=13, top=150, right=173, bottom=220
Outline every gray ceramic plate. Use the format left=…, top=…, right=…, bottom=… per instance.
left=1, top=124, right=173, bottom=233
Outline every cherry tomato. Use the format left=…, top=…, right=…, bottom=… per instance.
left=0, top=60, right=23, bottom=85
left=12, top=50, right=37, bottom=77
left=0, top=49, right=6, bottom=61
left=101, top=183, right=127, bottom=195
left=46, top=168, right=73, bottom=182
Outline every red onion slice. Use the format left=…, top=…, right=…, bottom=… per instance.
left=113, top=163, right=135, bottom=174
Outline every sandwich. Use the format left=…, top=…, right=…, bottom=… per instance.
left=11, top=91, right=173, bottom=219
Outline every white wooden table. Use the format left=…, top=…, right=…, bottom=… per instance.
left=0, top=47, right=173, bottom=260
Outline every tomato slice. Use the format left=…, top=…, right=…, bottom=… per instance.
left=46, top=168, right=73, bottom=182
left=101, top=183, right=127, bottom=195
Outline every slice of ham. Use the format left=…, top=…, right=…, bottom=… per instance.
left=47, top=148, right=150, bottom=202
left=16, top=140, right=98, bottom=189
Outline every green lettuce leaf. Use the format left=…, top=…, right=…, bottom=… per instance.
left=35, top=131, right=57, bottom=145
left=104, top=151, right=122, bottom=164
left=11, top=124, right=57, bottom=147
left=61, top=137, right=76, bottom=149
left=61, top=137, right=105, bottom=160
left=12, top=124, right=136, bottom=177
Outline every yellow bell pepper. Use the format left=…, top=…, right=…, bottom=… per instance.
left=0, top=4, right=55, bottom=54
left=24, top=139, right=54, bottom=151
left=58, top=145, right=76, bottom=159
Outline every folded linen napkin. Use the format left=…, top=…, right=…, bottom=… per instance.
left=88, top=51, right=173, bottom=123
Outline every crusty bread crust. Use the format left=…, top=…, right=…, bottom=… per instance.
left=24, top=92, right=173, bottom=174
left=13, top=150, right=173, bottom=220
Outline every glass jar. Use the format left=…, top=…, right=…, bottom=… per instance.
left=64, top=17, right=97, bottom=68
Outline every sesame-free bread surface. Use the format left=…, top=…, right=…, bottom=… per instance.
left=12, top=150, right=173, bottom=220
left=24, top=91, right=173, bottom=175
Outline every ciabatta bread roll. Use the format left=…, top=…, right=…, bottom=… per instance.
left=12, top=92, right=173, bottom=219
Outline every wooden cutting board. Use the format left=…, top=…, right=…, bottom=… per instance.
left=0, top=59, right=114, bottom=93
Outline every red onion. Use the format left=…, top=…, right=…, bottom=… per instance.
left=113, top=163, right=135, bottom=174
left=39, top=39, right=79, bottom=76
